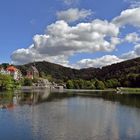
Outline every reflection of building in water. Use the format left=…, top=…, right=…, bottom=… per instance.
left=0, top=102, right=15, bottom=110
left=13, top=96, right=18, bottom=105
left=0, top=93, right=20, bottom=110
left=0, top=91, right=51, bottom=109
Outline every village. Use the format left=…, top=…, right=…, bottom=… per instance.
left=0, top=64, right=64, bottom=91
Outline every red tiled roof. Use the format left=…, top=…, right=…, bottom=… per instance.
left=6, top=66, right=17, bottom=72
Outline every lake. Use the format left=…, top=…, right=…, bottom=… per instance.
left=0, top=90, right=140, bottom=140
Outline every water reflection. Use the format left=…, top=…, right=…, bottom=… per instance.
left=1, top=91, right=140, bottom=109
left=0, top=91, right=140, bottom=140
left=0, top=90, right=50, bottom=109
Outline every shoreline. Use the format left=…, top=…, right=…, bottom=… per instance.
left=1, top=87, right=140, bottom=95
left=63, top=89, right=116, bottom=92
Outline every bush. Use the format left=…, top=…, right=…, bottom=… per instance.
left=66, top=80, right=74, bottom=89
left=0, top=74, right=15, bottom=90
left=105, top=79, right=120, bottom=88
left=23, top=78, right=33, bottom=86
left=95, top=80, right=105, bottom=90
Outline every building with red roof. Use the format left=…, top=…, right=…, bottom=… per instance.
left=0, top=65, right=22, bottom=80
left=6, top=66, right=17, bottom=72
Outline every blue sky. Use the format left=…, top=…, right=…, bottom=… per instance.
left=1, top=0, right=140, bottom=68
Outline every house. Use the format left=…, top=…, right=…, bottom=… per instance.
left=7, top=66, right=22, bottom=80
left=26, top=66, right=39, bottom=79
left=0, top=65, right=22, bottom=80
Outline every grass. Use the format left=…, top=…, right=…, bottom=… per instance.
left=117, top=87, right=140, bottom=94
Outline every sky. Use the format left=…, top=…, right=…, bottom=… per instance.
left=1, top=0, right=140, bottom=68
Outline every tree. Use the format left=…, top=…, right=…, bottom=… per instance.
left=95, top=80, right=105, bottom=90
left=77, top=79, right=84, bottom=89
left=73, top=80, right=80, bottom=89
left=105, top=79, right=120, bottom=88
left=40, top=71, right=46, bottom=78
left=84, top=80, right=95, bottom=89
left=1, top=63, right=9, bottom=69
left=23, top=78, right=32, bottom=86
left=0, top=74, right=14, bottom=90
left=46, top=75, right=53, bottom=82
left=66, top=80, right=74, bottom=89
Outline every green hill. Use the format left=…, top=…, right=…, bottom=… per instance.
left=16, top=57, right=140, bottom=87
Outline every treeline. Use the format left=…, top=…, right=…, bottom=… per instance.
left=66, top=78, right=120, bottom=89
left=66, top=73, right=140, bottom=89
left=120, top=73, right=140, bottom=87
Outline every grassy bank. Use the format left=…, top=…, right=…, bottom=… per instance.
left=117, top=87, right=140, bottom=94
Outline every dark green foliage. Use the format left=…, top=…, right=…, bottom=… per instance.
left=32, top=78, right=38, bottom=83
left=84, top=80, right=95, bottom=89
left=1, top=63, right=9, bottom=69
left=66, top=79, right=99, bottom=89
left=95, top=80, right=105, bottom=90
left=23, top=78, right=33, bottom=86
left=66, top=80, right=74, bottom=89
left=46, top=75, right=53, bottom=82
left=105, top=79, right=120, bottom=88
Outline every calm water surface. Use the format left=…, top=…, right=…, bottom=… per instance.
left=0, top=90, right=140, bottom=140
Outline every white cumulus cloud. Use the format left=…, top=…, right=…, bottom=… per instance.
left=125, top=32, right=140, bottom=43
left=11, top=20, right=119, bottom=66
left=11, top=7, right=140, bottom=68
left=121, top=44, right=140, bottom=59
left=76, top=55, right=123, bottom=68
left=76, top=43, right=140, bottom=68
left=57, top=8, right=92, bottom=22
left=113, top=7, right=140, bottom=27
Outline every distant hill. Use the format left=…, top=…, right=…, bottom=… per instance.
left=17, top=57, right=140, bottom=82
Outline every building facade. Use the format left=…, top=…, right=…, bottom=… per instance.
left=26, top=66, right=39, bottom=79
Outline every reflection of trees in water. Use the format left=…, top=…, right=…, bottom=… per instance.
left=0, top=92, right=15, bottom=109
left=0, top=91, right=77, bottom=109
left=18, top=90, right=51, bottom=105
left=0, top=91, right=140, bottom=109
left=45, top=92, right=77, bottom=102
left=100, top=92, right=140, bottom=108
left=0, top=90, right=51, bottom=109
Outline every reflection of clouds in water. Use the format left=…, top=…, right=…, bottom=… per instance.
left=0, top=92, right=140, bottom=139
left=23, top=98, right=140, bottom=140
left=127, top=127, right=136, bottom=137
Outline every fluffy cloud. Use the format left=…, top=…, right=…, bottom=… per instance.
left=57, top=8, right=92, bottom=22
left=121, top=44, right=140, bottom=59
left=113, top=7, right=140, bottom=27
left=125, top=32, right=140, bottom=43
left=11, top=20, right=119, bottom=65
left=11, top=7, right=140, bottom=68
left=76, top=55, right=123, bottom=68
left=76, top=44, right=140, bottom=68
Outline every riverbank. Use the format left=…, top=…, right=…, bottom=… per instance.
left=64, top=88, right=140, bottom=95
left=2, top=86, right=140, bottom=95
left=64, top=89, right=116, bottom=92
left=116, top=87, right=140, bottom=94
